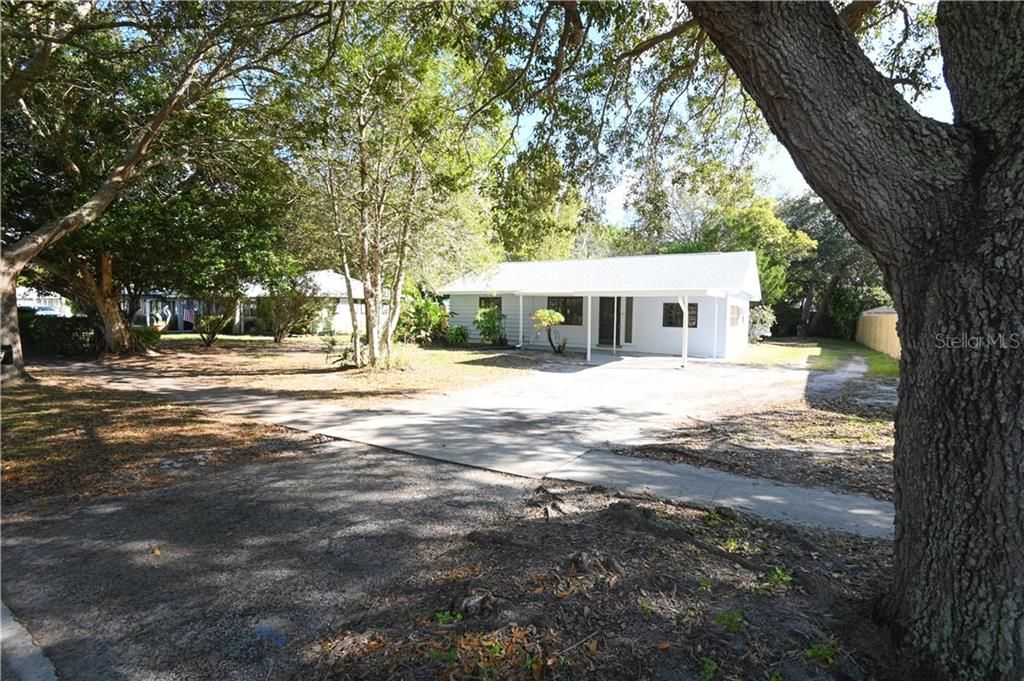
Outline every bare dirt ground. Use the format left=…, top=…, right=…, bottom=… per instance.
left=1, top=371, right=326, bottom=505
left=616, top=378, right=897, bottom=501
left=98, top=336, right=556, bottom=405
left=307, top=484, right=894, bottom=681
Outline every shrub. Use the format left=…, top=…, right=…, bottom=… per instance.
left=322, top=333, right=353, bottom=368
left=269, top=295, right=321, bottom=342
left=531, top=308, right=567, bottom=353
left=473, top=305, right=506, bottom=345
left=397, top=293, right=449, bottom=344
left=18, top=311, right=99, bottom=356
left=445, top=325, right=469, bottom=346
left=133, top=326, right=162, bottom=350
left=749, top=304, right=776, bottom=342
left=192, top=296, right=236, bottom=347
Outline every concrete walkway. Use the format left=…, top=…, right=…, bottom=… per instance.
left=51, top=356, right=894, bottom=538
left=2, top=602, right=57, bottom=681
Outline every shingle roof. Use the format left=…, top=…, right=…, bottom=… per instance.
left=440, top=251, right=761, bottom=300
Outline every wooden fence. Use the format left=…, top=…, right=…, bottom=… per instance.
left=856, top=307, right=900, bottom=359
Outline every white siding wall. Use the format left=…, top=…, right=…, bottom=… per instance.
left=519, top=295, right=587, bottom=349
left=450, top=293, right=751, bottom=358
left=724, top=295, right=751, bottom=358
left=448, top=294, right=522, bottom=344
left=310, top=299, right=368, bottom=334
left=628, top=296, right=723, bottom=357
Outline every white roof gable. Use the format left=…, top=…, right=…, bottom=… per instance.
left=440, top=251, right=761, bottom=300
left=245, top=270, right=364, bottom=299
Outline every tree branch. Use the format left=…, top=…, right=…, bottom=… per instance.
left=936, top=2, right=1024, bottom=143
left=838, top=1, right=880, bottom=32
left=684, top=1, right=973, bottom=263
left=616, top=19, right=698, bottom=61
left=1, top=1, right=94, bottom=112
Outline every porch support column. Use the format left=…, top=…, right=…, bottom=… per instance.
left=585, top=295, right=592, bottom=362
left=677, top=295, right=689, bottom=367
left=177, top=299, right=184, bottom=331
left=612, top=295, right=618, bottom=355
left=713, top=297, right=720, bottom=361
left=518, top=295, right=524, bottom=348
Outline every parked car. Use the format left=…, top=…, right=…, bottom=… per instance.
left=31, top=305, right=60, bottom=316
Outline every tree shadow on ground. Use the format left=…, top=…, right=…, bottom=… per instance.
left=1, top=443, right=532, bottom=681
left=1, top=444, right=897, bottom=681
left=1, top=380, right=322, bottom=505
left=300, top=486, right=898, bottom=681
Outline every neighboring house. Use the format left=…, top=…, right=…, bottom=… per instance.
left=119, top=270, right=368, bottom=335
left=17, top=287, right=74, bottom=317
left=441, top=251, right=761, bottom=362
left=126, top=293, right=197, bottom=330
left=243, top=269, right=368, bottom=335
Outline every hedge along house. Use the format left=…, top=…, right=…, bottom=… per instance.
left=441, top=251, right=761, bottom=364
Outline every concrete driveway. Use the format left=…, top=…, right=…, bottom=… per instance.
left=49, top=353, right=893, bottom=537
left=319, top=354, right=814, bottom=469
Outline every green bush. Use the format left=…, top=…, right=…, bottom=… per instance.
left=473, top=306, right=506, bottom=345
left=397, top=294, right=449, bottom=344
left=824, top=284, right=891, bottom=340
left=18, top=311, right=99, bottom=356
left=194, top=311, right=234, bottom=347
left=445, top=325, right=469, bottom=346
left=133, top=326, right=162, bottom=349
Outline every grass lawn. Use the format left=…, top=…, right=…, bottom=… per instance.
left=1, top=373, right=324, bottom=504
left=733, top=337, right=899, bottom=379
left=103, top=335, right=561, bottom=405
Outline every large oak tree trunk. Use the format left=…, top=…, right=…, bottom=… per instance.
left=95, top=252, right=134, bottom=354
left=0, top=265, right=27, bottom=381
left=890, top=225, right=1023, bottom=679
left=685, top=2, right=1023, bottom=678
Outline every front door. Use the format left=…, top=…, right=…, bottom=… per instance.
left=599, top=297, right=618, bottom=346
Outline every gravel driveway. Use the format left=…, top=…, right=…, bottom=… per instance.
left=1, top=441, right=532, bottom=681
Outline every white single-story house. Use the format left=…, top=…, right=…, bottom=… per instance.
left=243, top=269, right=368, bottom=334
left=440, top=251, right=761, bottom=363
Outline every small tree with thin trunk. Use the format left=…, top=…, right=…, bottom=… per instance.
left=532, top=309, right=567, bottom=354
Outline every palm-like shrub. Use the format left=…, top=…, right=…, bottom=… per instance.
left=532, top=308, right=567, bottom=353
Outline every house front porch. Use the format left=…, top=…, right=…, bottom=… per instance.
left=449, top=291, right=752, bottom=364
